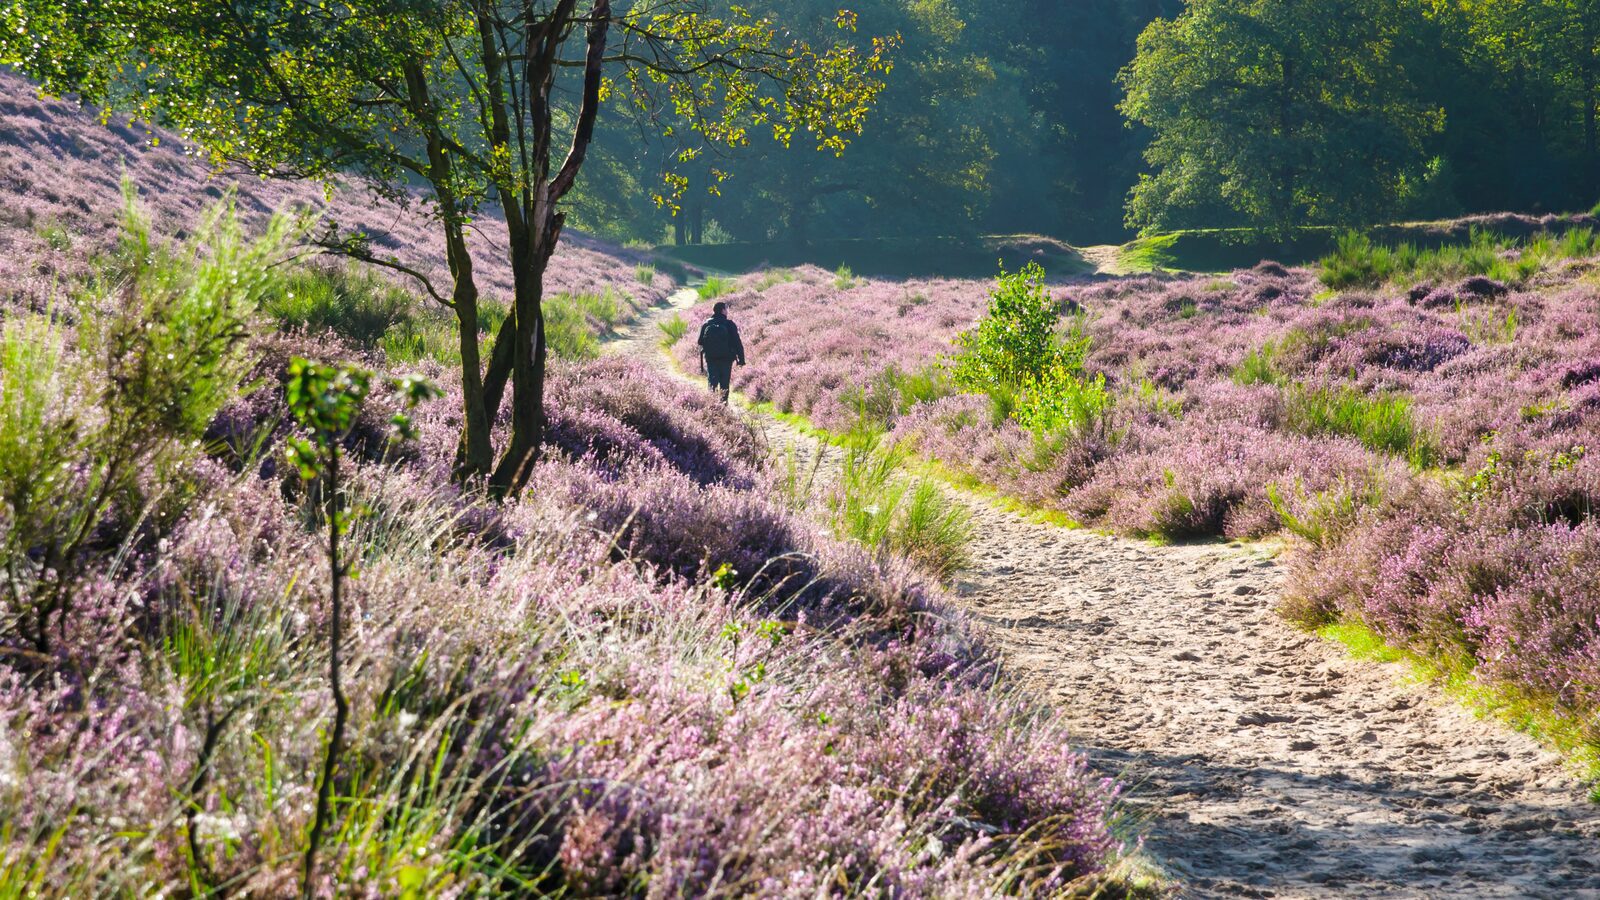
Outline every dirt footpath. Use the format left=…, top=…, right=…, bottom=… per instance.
left=613, top=290, right=1600, bottom=899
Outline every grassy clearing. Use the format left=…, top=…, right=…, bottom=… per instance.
left=1318, top=620, right=1600, bottom=795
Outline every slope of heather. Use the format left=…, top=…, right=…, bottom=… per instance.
left=0, top=70, right=675, bottom=309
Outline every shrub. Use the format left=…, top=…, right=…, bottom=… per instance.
left=833, top=264, right=857, bottom=290
left=2, top=185, right=288, bottom=651
left=951, top=263, right=1081, bottom=393
left=634, top=263, right=656, bottom=285
left=1014, top=362, right=1113, bottom=439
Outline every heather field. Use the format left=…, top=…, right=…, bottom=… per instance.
left=675, top=250, right=1600, bottom=765
left=0, top=74, right=1147, bottom=894
left=0, top=193, right=1141, bottom=893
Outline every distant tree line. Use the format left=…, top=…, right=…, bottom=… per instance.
left=576, top=0, right=1600, bottom=244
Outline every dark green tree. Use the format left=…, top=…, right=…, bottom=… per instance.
left=1120, top=0, right=1444, bottom=232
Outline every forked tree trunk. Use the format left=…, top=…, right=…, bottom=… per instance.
left=481, top=0, right=610, bottom=497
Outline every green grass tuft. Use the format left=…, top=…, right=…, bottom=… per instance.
left=658, top=313, right=689, bottom=348
left=699, top=275, right=736, bottom=299
left=1283, top=383, right=1435, bottom=467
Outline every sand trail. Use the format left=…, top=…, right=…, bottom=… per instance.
left=612, top=292, right=1600, bottom=898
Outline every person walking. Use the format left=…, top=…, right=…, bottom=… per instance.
left=697, top=301, right=746, bottom=403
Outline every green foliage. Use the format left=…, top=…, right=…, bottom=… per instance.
left=950, top=263, right=1111, bottom=441
left=634, top=264, right=657, bottom=285
left=1233, top=342, right=1284, bottom=386
left=1282, top=383, right=1436, bottom=466
left=1320, top=227, right=1600, bottom=290
left=1013, top=363, right=1112, bottom=438
left=951, top=263, right=1078, bottom=393
left=282, top=357, right=434, bottom=894
left=658, top=313, right=689, bottom=348
left=833, top=265, right=857, bottom=290
left=699, top=276, right=737, bottom=300
left=1121, top=0, right=1444, bottom=233
left=830, top=429, right=971, bottom=582
left=1, top=187, right=284, bottom=652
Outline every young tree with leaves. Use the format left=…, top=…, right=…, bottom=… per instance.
left=2, top=1, right=896, bottom=494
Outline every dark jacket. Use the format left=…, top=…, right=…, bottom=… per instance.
left=697, top=313, right=746, bottom=365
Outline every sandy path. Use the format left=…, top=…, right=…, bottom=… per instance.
left=611, top=291, right=1600, bottom=898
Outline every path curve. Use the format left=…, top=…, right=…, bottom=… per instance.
left=611, top=290, right=1600, bottom=899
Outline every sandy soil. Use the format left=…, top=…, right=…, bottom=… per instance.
left=612, top=290, right=1600, bottom=899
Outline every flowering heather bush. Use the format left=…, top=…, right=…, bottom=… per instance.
left=683, top=248, right=1600, bottom=744
left=0, top=203, right=1132, bottom=893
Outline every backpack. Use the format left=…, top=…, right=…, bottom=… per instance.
left=699, top=317, right=738, bottom=359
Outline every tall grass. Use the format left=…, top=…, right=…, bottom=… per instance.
left=1283, top=383, right=1436, bottom=466
left=829, top=426, right=971, bottom=581
left=658, top=312, right=689, bottom=347
left=753, top=268, right=798, bottom=291
left=699, top=275, right=736, bottom=299
left=1320, top=227, right=1600, bottom=290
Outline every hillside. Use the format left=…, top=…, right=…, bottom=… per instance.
left=0, top=70, right=675, bottom=310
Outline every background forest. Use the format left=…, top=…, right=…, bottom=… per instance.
left=580, top=0, right=1600, bottom=246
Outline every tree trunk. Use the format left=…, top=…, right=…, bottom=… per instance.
left=448, top=229, right=493, bottom=481
left=489, top=257, right=547, bottom=494
left=481, top=0, right=608, bottom=497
